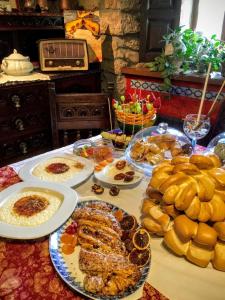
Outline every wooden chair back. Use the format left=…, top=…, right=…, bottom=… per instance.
left=49, top=87, right=113, bottom=148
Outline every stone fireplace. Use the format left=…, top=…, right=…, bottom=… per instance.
left=78, top=0, right=141, bottom=97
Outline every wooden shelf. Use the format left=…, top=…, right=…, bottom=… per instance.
left=0, top=12, right=63, bottom=17
left=0, top=12, right=64, bottom=30
left=121, top=67, right=225, bottom=86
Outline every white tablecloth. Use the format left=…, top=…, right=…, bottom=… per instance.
left=10, top=138, right=225, bottom=300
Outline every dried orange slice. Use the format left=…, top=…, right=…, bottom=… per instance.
left=120, top=215, right=137, bottom=231
left=132, top=228, right=150, bottom=250
left=128, top=248, right=151, bottom=267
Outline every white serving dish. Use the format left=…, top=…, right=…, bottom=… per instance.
left=19, top=153, right=94, bottom=187
left=0, top=181, right=78, bottom=239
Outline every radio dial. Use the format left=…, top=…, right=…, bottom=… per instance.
left=48, top=60, right=53, bottom=66
left=75, top=60, right=81, bottom=66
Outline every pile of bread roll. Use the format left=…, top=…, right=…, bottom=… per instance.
left=142, top=153, right=225, bottom=271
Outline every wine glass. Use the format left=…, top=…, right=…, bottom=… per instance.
left=183, top=114, right=210, bottom=151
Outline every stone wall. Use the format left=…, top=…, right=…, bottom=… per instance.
left=78, top=0, right=141, bottom=97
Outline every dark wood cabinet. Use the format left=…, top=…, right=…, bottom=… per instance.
left=0, top=81, right=52, bottom=166
left=140, top=0, right=182, bottom=61
left=0, top=70, right=101, bottom=166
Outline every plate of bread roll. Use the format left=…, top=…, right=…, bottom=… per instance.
left=141, top=153, right=225, bottom=272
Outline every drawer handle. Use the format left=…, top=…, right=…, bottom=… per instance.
left=11, top=95, right=21, bottom=110
left=19, top=142, right=28, bottom=154
left=15, top=118, right=24, bottom=131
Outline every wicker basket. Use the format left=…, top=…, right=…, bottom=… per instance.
left=115, top=105, right=156, bottom=134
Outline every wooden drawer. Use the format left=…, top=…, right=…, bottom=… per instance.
left=0, top=130, right=51, bottom=166
left=0, top=82, right=50, bottom=117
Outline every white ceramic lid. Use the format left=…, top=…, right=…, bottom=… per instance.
left=4, top=49, right=29, bottom=61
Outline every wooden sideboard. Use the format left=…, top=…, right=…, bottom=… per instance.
left=0, top=70, right=101, bottom=166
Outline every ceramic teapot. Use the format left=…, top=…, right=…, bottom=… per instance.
left=1, top=49, right=33, bottom=76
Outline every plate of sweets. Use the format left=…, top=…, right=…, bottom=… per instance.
left=125, top=123, right=192, bottom=176
left=207, top=132, right=225, bottom=164
left=94, top=158, right=143, bottom=186
left=49, top=200, right=151, bottom=300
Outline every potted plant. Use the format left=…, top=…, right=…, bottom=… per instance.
left=146, top=27, right=225, bottom=90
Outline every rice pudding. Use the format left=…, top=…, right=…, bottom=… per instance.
left=0, top=190, right=61, bottom=226
left=32, top=157, right=84, bottom=182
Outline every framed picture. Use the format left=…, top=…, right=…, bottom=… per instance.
left=64, top=10, right=102, bottom=63
left=0, top=0, right=20, bottom=11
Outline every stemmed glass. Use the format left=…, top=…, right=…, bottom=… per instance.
left=183, top=114, right=211, bottom=151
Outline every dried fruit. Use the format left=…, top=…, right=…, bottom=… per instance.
left=109, top=185, right=120, bottom=196
left=92, top=184, right=104, bottom=194
left=61, top=244, right=75, bottom=255
left=115, top=160, right=126, bottom=170
left=128, top=248, right=151, bottom=267
left=124, top=174, right=134, bottom=182
left=132, top=228, right=150, bottom=250
left=114, top=173, right=125, bottom=180
left=120, top=215, right=137, bottom=231
left=125, top=171, right=135, bottom=176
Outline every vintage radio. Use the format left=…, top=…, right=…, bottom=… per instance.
left=38, top=39, right=89, bottom=71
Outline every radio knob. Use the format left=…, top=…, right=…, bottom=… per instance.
left=75, top=60, right=81, bottom=66
left=48, top=60, right=53, bottom=66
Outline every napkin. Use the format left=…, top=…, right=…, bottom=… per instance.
left=139, top=282, right=169, bottom=300
left=0, top=166, right=21, bottom=191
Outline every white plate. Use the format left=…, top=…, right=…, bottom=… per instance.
left=94, top=159, right=143, bottom=186
left=0, top=181, right=78, bottom=239
left=19, top=153, right=94, bottom=187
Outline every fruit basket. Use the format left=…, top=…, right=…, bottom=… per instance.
left=112, top=93, right=160, bottom=135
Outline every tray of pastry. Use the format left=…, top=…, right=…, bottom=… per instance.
left=125, top=124, right=192, bottom=176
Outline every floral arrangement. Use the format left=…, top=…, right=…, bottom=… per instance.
left=112, top=91, right=161, bottom=133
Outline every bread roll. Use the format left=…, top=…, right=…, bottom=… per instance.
left=198, top=202, right=212, bottom=222
left=207, top=168, right=225, bottom=188
left=159, top=173, right=189, bottom=193
left=186, top=241, right=213, bottom=268
left=185, top=196, right=201, bottom=220
left=190, top=155, right=214, bottom=169
left=164, top=228, right=189, bottom=256
left=142, top=199, right=156, bottom=215
left=212, top=242, right=225, bottom=271
left=173, top=163, right=200, bottom=175
left=163, top=185, right=179, bottom=204
left=162, top=204, right=180, bottom=219
left=142, top=217, right=164, bottom=236
left=195, top=175, right=215, bottom=201
left=174, top=215, right=198, bottom=243
left=150, top=166, right=173, bottom=190
left=146, top=187, right=162, bottom=202
left=175, top=182, right=197, bottom=211
left=193, top=223, right=217, bottom=248
left=213, top=222, right=225, bottom=241
left=148, top=205, right=170, bottom=232
left=210, top=194, right=225, bottom=222
left=171, top=156, right=190, bottom=165
left=208, top=154, right=222, bottom=168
